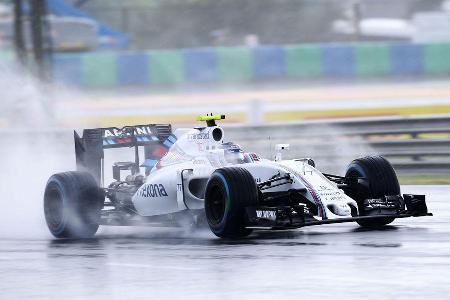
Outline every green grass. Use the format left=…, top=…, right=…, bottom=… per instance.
left=399, top=174, right=450, bottom=185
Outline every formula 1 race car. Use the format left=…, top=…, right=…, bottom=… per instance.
left=44, top=115, right=431, bottom=239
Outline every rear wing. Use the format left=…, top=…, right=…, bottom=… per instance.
left=74, top=124, right=173, bottom=185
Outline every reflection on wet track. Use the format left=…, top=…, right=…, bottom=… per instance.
left=0, top=186, right=449, bottom=299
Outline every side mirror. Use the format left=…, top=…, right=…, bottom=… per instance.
left=306, top=158, right=315, bottom=168
left=294, top=158, right=316, bottom=168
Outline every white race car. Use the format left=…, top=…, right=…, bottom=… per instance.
left=44, top=115, right=430, bottom=238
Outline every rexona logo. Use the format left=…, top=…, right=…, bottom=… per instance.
left=140, top=184, right=168, bottom=198
left=103, top=126, right=154, bottom=138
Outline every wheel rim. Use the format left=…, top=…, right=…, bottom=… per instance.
left=44, top=187, right=64, bottom=232
left=206, top=184, right=226, bottom=225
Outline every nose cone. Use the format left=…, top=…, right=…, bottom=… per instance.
left=327, top=203, right=352, bottom=216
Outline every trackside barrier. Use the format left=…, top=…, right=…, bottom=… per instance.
left=224, top=114, right=450, bottom=175
left=2, top=41, right=450, bottom=87
left=53, top=42, right=450, bottom=87
left=1, top=115, right=448, bottom=176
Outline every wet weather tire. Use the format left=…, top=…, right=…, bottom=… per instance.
left=44, top=171, right=104, bottom=238
left=345, top=155, right=400, bottom=228
left=204, top=167, right=258, bottom=238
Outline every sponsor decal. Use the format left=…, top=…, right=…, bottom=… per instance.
left=317, top=185, right=347, bottom=202
left=103, top=126, right=155, bottom=138
left=365, top=198, right=398, bottom=209
left=140, top=184, right=168, bottom=198
left=256, top=210, right=277, bottom=220
left=187, top=132, right=209, bottom=140
left=327, top=195, right=347, bottom=202
left=317, top=185, right=332, bottom=191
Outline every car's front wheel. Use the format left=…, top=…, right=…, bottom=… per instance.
left=204, top=167, right=258, bottom=238
left=345, top=155, right=400, bottom=228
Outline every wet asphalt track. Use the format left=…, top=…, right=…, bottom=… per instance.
left=0, top=185, right=449, bottom=300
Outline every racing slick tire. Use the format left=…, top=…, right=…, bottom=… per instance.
left=345, top=155, right=400, bottom=228
left=44, top=171, right=104, bottom=238
left=204, top=167, right=258, bottom=238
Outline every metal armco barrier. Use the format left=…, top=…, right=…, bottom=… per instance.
left=224, top=114, right=450, bottom=175
left=1, top=115, right=449, bottom=176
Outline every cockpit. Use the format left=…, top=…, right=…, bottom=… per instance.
left=153, top=127, right=260, bottom=172
left=221, top=142, right=246, bottom=164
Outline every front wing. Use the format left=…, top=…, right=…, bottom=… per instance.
left=245, top=194, right=431, bottom=229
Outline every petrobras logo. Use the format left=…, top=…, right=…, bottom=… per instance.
left=103, top=126, right=155, bottom=138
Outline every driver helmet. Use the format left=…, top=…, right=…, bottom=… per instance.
left=222, top=142, right=245, bottom=164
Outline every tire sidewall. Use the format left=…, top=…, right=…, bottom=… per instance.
left=346, top=163, right=367, bottom=179
left=205, top=173, right=231, bottom=235
left=346, top=163, right=370, bottom=200
left=44, top=177, right=69, bottom=236
left=204, top=167, right=257, bottom=238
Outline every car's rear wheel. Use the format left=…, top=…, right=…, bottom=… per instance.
left=204, top=167, right=258, bottom=238
left=44, top=171, right=104, bottom=238
left=345, top=155, right=400, bottom=228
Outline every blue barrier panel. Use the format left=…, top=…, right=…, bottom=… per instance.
left=253, top=46, right=285, bottom=79
left=117, top=52, right=150, bottom=85
left=184, top=48, right=217, bottom=82
left=53, top=54, right=82, bottom=85
left=320, top=44, right=354, bottom=76
left=390, top=43, right=424, bottom=75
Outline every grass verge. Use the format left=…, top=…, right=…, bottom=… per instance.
left=399, top=174, right=450, bottom=185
